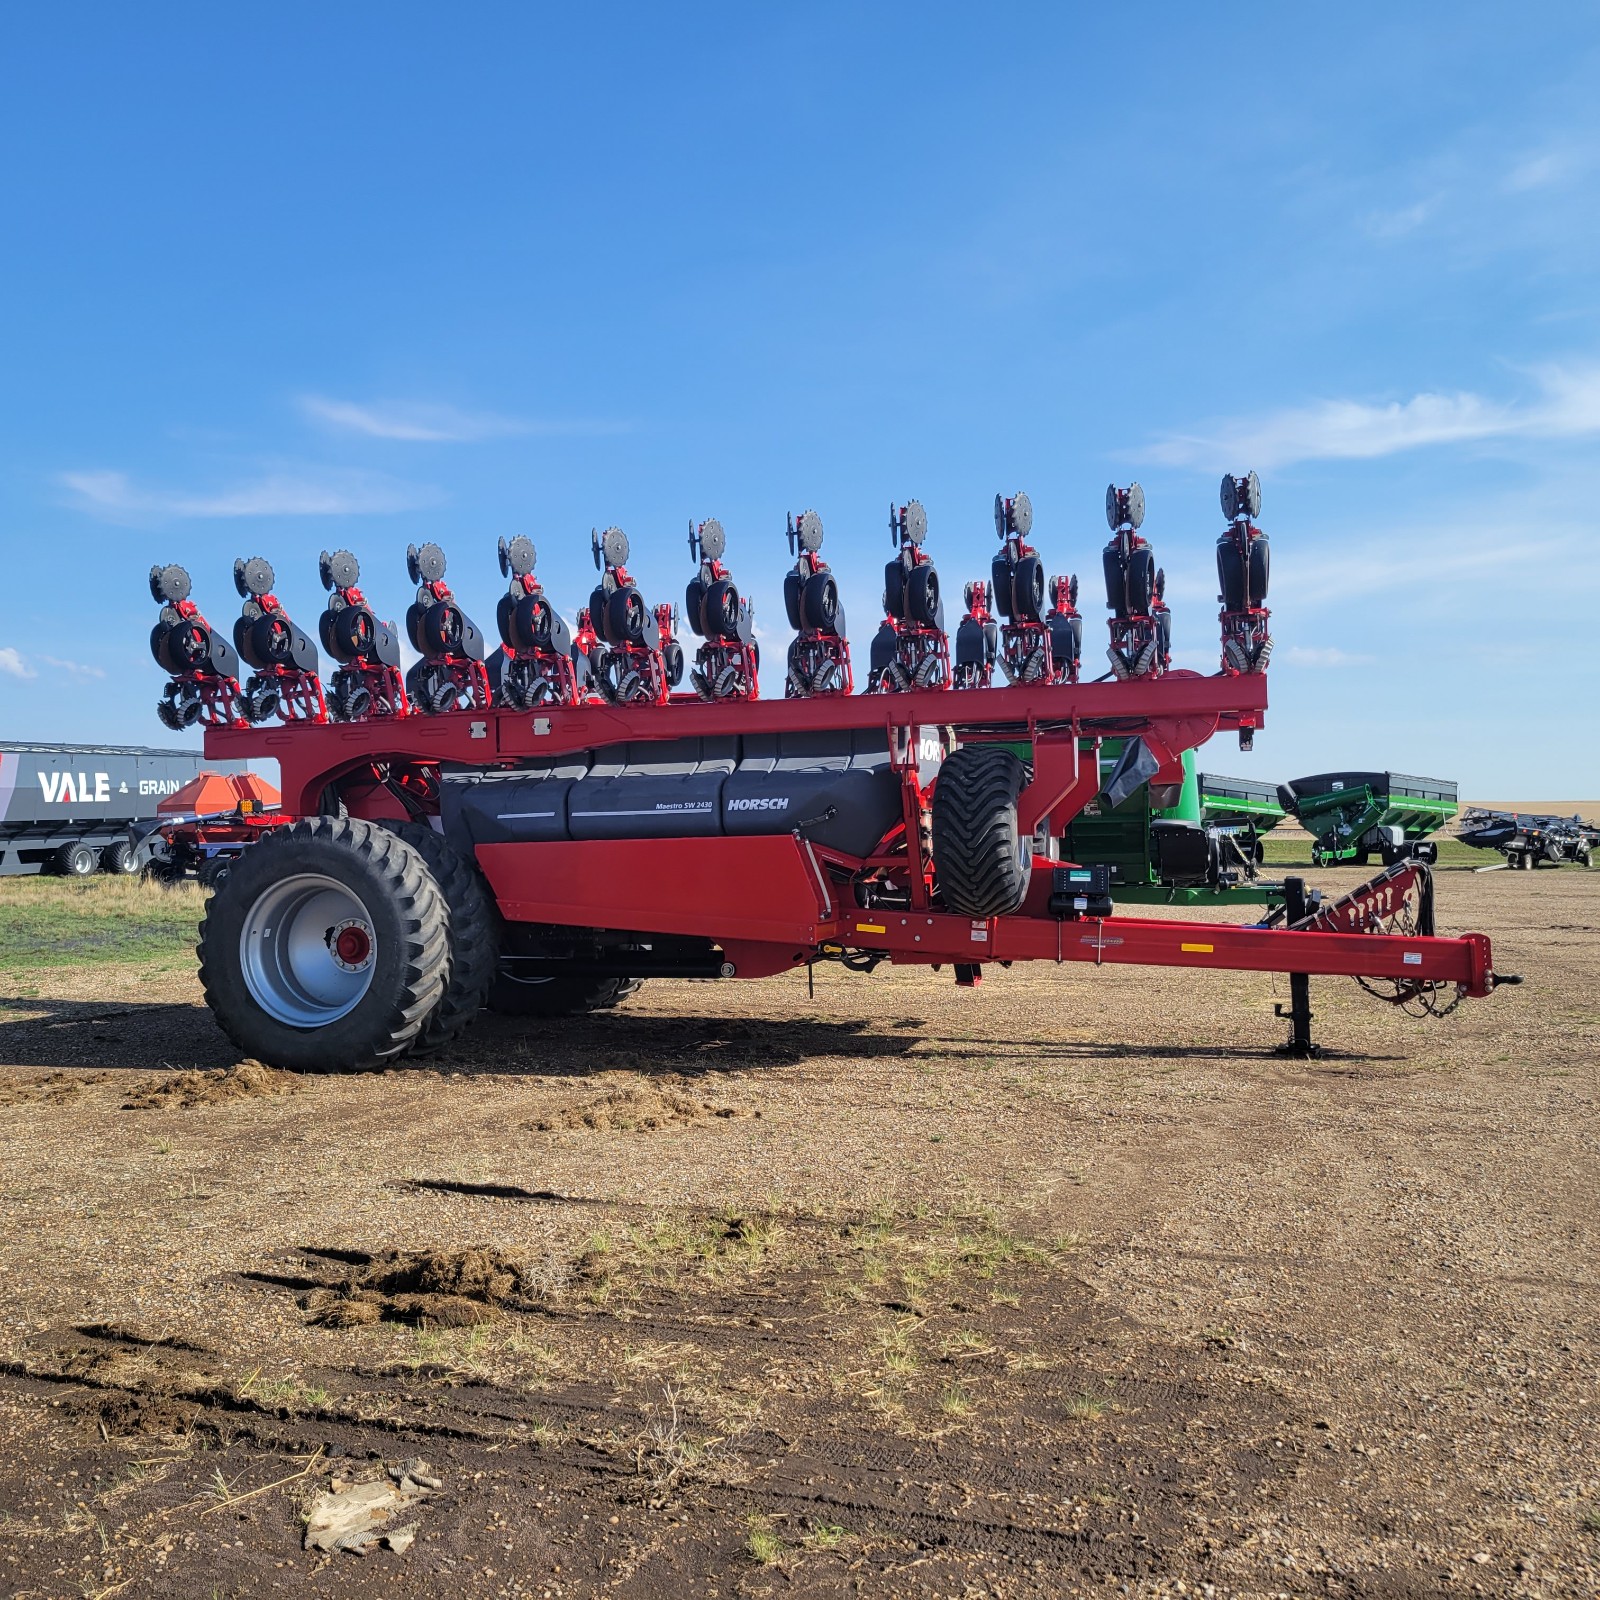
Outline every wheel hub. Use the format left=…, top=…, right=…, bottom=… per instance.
left=239, top=873, right=378, bottom=1027
left=330, top=919, right=374, bottom=972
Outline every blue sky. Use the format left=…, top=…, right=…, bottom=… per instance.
left=2, top=4, right=1597, bottom=797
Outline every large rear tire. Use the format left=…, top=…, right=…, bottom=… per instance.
left=931, top=745, right=1033, bottom=917
left=488, top=969, right=643, bottom=1018
left=198, top=816, right=448, bottom=1072
left=376, top=820, right=499, bottom=1052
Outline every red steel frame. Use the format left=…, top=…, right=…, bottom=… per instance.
left=204, top=669, right=1502, bottom=1001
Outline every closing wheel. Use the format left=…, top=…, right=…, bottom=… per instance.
left=931, top=745, right=1033, bottom=917
left=198, top=816, right=448, bottom=1071
left=488, top=968, right=644, bottom=1018
left=377, top=820, right=499, bottom=1052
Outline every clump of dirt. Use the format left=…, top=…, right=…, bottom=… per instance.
left=77, top=1389, right=203, bottom=1437
left=301, top=1247, right=550, bottom=1330
left=0, top=1070, right=108, bottom=1106
left=533, top=1084, right=754, bottom=1133
left=122, top=1059, right=301, bottom=1110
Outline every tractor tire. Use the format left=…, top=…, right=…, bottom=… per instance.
left=931, top=745, right=1032, bottom=917
left=198, top=816, right=448, bottom=1072
left=55, top=841, right=98, bottom=877
left=101, top=840, right=138, bottom=875
left=783, top=571, right=804, bottom=631
left=488, top=969, right=643, bottom=1018
left=377, top=820, right=499, bottom=1052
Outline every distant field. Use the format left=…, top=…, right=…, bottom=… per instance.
left=0, top=877, right=202, bottom=972
left=1262, top=834, right=1486, bottom=868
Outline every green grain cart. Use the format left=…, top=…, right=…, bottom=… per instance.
left=1197, top=772, right=1288, bottom=863
left=1058, top=742, right=1284, bottom=905
left=1277, top=771, right=1458, bottom=867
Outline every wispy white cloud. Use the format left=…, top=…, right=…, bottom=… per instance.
left=1363, top=195, right=1441, bottom=240
left=1144, top=361, right=1600, bottom=470
left=1284, top=645, right=1373, bottom=668
left=0, top=647, right=36, bottom=679
left=1503, top=145, right=1587, bottom=194
left=59, top=467, right=440, bottom=520
left=36, top=654, right=106, bottom=681
left=299, top=395, right=627, bottom=442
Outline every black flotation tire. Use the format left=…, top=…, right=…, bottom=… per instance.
left=488, top=971, right=644, bottom=1018
left=198, top=815, right=448, bottom=1072
left=931, top=745, right=1033, bottom=917
left=377, top=819, right=500, bottom=1052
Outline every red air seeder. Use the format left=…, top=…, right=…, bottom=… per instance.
left=152, top=477, right=1515, bottom=1068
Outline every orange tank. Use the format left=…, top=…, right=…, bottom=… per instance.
left=157, top=769, right=281, bottom=817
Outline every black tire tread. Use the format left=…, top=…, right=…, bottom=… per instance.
left=488, top=970, right=643, bottom=1018
left=197, top=815, right=448, bottom=1072
left=378, top=820, right=499, bottom=1051
left=102, top=840, right=137, bottom=875
left=931, top=745, right=1032, bottom=917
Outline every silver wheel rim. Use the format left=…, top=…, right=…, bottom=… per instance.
left=239, top=872, right=377, bottom=1027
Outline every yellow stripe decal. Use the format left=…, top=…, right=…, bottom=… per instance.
left=1180, top=942, right=1215, bottom=953
left=856, top=923, right=887, bottom=935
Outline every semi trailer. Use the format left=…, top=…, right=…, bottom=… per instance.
left=0, top=742, right=222, bottom=875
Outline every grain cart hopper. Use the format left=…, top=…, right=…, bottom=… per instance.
left=1059, top=746, right=1284, bottom=906
left=1279, top=771, right=1459, bottom=867
left=145, top=478, right=1514, bottom=1069
left=1198, top=772, right=1288, bottom=862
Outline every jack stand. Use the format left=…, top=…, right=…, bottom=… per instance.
left=1275, top=875, right=1320, bottom=1057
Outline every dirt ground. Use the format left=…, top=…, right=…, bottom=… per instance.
left=0, top=863, right=1596, bottom=1599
